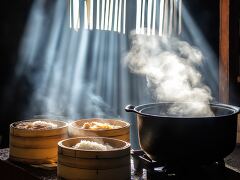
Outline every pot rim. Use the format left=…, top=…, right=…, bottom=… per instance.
left=125, top=102, right=240, bottom=119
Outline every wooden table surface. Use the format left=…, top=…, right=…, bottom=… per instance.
left=0, top=145, right=240, bottom=180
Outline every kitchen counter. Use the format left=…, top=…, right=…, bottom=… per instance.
left=0, top=145, right=240, bottom=180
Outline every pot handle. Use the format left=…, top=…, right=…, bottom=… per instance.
left=125, top=104, right=137, bottom=113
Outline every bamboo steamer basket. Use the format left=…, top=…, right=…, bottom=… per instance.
left=68, top=119, right=130, bottom=142
left=57, top=137, right=131, bottom=180
left=9, top=119, right=68, bottom=164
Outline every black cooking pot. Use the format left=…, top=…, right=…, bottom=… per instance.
left=125, top=102, right=239, bottom=166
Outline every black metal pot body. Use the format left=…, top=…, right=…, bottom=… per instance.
left=125, top=103, right=239, bottom=166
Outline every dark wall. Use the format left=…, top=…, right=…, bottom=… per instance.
left=184, top=0, right=219, bottom=55
left=0, top=1, right=33, bottom=147
left=183, top=0, right=220, bottom=100
left=0, top=1, right=32, bottom=88
left=229, top=0, right=240, bottom=105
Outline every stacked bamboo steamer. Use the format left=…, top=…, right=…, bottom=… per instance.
left=57, top=137, right=131, bottom=180
left=9, top=119, right=68, bottom=164
left=68, top=118, right=130, bottom=142
left=58, top=118, right=131, bottom=179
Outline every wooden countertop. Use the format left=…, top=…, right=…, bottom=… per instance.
left=0, top=146, right=240, bottom=180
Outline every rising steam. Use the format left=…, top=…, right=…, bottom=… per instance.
left=125, top=33, right=214, bottom=117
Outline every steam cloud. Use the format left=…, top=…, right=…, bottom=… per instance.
left=125, top=33, right=214, bottom=117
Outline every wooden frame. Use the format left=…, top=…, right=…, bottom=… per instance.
left=219, top=0, right=229, bottom=103
left=219, top=0, right=240, bottom=104
left=219, top=0, right=240, bottom=143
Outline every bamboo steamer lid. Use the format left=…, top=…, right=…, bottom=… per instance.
left=68, top=118, right=130, bottom=142
left=57, top=137, right=131, bottom=180
left=9, top=119, right=68, bottom=164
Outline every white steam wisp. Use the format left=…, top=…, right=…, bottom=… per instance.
left=125, top=34, right=214, bottom=117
